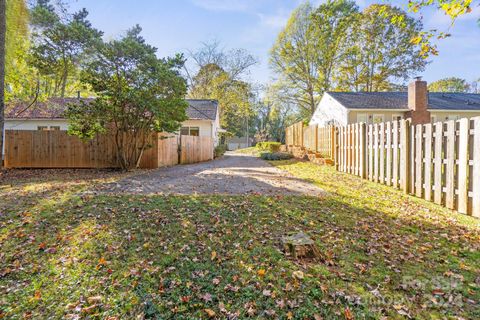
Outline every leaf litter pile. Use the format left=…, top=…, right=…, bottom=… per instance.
left=1, top=165, right=479, bottom=319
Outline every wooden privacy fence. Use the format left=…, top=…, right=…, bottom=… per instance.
left=285, top=121, right=304, bottom=147
left=286, top=121, right=336, bottom=160
left=286, top=117, right=480, bottom=218
left=4, top=130, right=213, bottom=169
left=180, top=135, right=214, bottom=164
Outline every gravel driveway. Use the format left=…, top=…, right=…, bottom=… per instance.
left=101, top=152, right=325, bottom=196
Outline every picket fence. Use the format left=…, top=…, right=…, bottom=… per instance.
left=285, top=117, right=480, bottom=218
left=4, top=130, right=213, bottom=169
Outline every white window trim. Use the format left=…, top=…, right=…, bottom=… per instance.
left=180, top=126, right=200, bottom=136
left=392, top=113, right=403, bottom=121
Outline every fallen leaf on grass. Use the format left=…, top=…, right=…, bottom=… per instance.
left=33, top=291, right=41, bottom=300
left=204, top=308, right=216, bottom=318
left=87, top=296, right=103, bottom=305
left=81, top=305, right=98, bottom=314
left=344, top=307, right=354, bottom=320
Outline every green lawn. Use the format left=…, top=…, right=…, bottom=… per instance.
left=1, top=164, right=479, bottom=319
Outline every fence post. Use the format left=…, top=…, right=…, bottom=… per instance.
left=400, top=119, right=410, bottom=194
left=359, top=123, right=366, bottom=179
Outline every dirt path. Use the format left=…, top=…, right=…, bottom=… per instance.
left=100, top=152, right=325, bottom=196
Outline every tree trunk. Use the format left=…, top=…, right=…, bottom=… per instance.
left=0, top=0, right=6, bottom=169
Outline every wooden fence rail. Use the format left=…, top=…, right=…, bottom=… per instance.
left=285, top=117, right=480, bottom=218
left=4, top=130, right=213, bottom=169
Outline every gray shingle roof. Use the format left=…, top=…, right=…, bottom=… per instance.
left=327, top=92, right=480, bottom=111
left=186, top=99, right=218, bottom=120
left=6, top=98, right=219, bottom=121
left=6, top=98, right=94, bottom=119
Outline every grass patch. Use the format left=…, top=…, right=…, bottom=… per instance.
left=1, top=165, right=479, bottom=319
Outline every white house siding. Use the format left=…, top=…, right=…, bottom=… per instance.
left=309, top=93, right=480, bottom=127
left=5, top=119, right=69, bottom=131
left=181, top=119, right=213, bottom=138
left=347, top=110, right=480, bottom=124
left=309, top=93, right=349, bottom=127
left=180, top=119, right=222, bottom=147
left=347, top=110, right=408, bottom=124
left=430, top=111, right=480, bottom=122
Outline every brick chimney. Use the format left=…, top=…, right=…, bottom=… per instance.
left=406, top=77, right=431, bottom=124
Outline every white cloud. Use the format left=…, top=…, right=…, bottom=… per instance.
left=190, top=0, right=256, bottom=12
left=257, top=10, right=290, bottom=29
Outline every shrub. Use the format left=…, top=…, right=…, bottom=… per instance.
left=260, top=152, right=293, bottom=161
left=256, top=141, right=281, bottom=152
left=214, top=144, right=227, bottom=158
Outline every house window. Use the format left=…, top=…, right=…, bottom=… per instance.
left=373, top=114, right=384, bottom=124
left=431, top=115, right=437, bottom=123
left=180, top=126, right=200, bottom=136
left=180, top=127, right=189, bottom=136
left=392, top=114, right=403, bottom=121
left=189, top=127, right=200, bottom=136
left=37, top=126, right=48, bottom=131
left=50, top=126, right=60, bottom=131
left=446, top=115, right=460, bottom=121
left=357, top=113, right=368, bottom=124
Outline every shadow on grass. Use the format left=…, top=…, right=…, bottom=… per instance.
left=1, top=180, right=479, bottom=319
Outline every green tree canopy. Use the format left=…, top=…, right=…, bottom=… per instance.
left=5, top=0, right=34, bottom=102
left=67, top=26, right=188, bottom=170
left=338, top=4, right=426, bottom=92
left=406, top=0, right=479, bottom=57
left=270, top=1, right=426, bottom=118
left=30, top=0, right=102, bottom=97
left=428, top=77, right=470, bottom=92
left=187, top=41, right=257, bottom=137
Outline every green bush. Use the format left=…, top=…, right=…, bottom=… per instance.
left=260, top=152, right=293, bottom=161
left=214, top=144, right=227, bottom=158
left=256, top=141, right=281, bottom=152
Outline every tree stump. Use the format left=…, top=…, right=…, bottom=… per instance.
left=282, top=232, right=321, bottom=260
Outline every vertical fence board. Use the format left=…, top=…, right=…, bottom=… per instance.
left=415, top=124, right=423, bottom=198
left=386, top=122, right=392, bottom=186
left=368, top=125, right=373, bottom=181
left=424, top=123, right=433, bottom=202
left=445, top=120, right=456, bottom=210
left=434, top=122, right=443, bottom=205
left=457, top=118, right=470, bottom=214
left=392, top=121, right=399, bottom=188
left=410, top=125, right=416, bottom=193
left=379, top=122, right=385, bottom=184
left=374, top=124, right=379, bottom=182
left=400, top=120, right=410, bottom=193
left=360, top=123, right=366, bottom=178
left=472, top=117, right=480, bottom=217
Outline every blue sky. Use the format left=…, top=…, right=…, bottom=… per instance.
left=69, top=0, right=480, bottom=86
